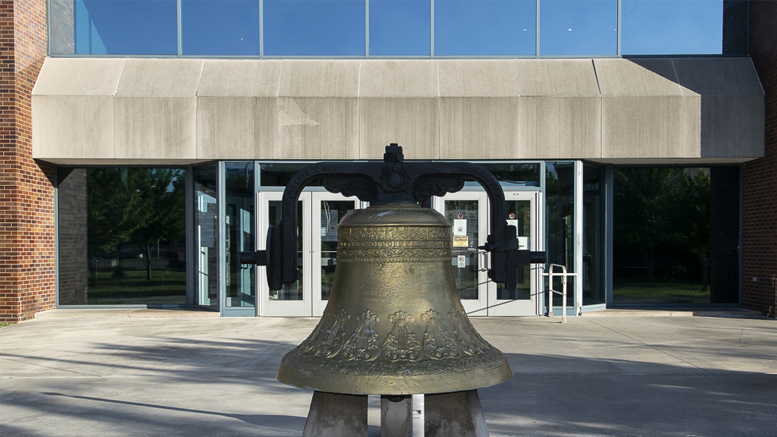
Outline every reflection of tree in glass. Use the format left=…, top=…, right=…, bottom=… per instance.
left=675, top=170, right=711, bottom=291
left=87, top=169, right=144, bottom=286
left=87, top=169, right=186, bottom=285
left=614, top=168, right=710, bottom=290
left=131, top=169, right=186, bottom=280
left=545, top=164, right=574, bottom=272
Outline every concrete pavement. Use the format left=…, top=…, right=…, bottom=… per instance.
left=1, top=310, right=776, bottom=436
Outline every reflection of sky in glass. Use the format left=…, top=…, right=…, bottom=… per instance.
left=62, top=0, right=727, bottom=57
left=75, top=0, right=177, bottom=55
left=622, top=0, right=723, bottom=55
left=540, top=0, right=616, bottom=56
left=182, top=0, right=260, bottom=55
left=264, top=0, right=365, bottom=56
left=370, top=0, right=430, bottom=56
left=435, top=0, right=536, bottom=56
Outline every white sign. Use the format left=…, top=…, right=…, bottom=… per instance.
left=457, top=255, right=466, bottom=269
left=453, top=219, right=467, bottom=236
left=517, top=236, right=529, bottom=250
left=506, top=219, right=518, bottom=229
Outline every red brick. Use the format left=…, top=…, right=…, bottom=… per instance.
left=0, top=0, right=53, bottom=324
left=741, top=0, right=777, bottom=318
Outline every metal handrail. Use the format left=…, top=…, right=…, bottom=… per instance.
left=542, top=264, right=576, bottom=323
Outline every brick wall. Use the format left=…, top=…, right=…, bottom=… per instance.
left=742, top=1, right=777, bottom=317
left=0, top=0, right=55, bottom=323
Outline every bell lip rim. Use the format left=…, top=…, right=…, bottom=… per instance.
left=275, top=361, right=513, bottom=396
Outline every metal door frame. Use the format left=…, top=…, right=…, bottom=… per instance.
left=433, top=191, right=490, bottom=316
left=257, top=190, right=361, bottom=316
left=258, top=191, right=313, bottom=316
left=487, top=190, right=543, bottom=316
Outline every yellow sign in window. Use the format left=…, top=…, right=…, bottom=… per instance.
left=453, top=235, right=469, bottom=247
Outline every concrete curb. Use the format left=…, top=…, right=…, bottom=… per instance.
left=34, top=309, right=220, bottom=319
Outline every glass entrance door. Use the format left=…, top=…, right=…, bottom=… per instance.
left=434, top=190, right=542, bottom=316
left=312, top=193, right=357, bottom=316
left=259, top=192, right=311, bottom=316
left=258, top=191, right=359, bottom=316
left=434, top=192, right=490, bottom=316
left=487, top=191, right=541, bottom=316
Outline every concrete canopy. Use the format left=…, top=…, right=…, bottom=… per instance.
left=32, top=57, right=763, bottom=165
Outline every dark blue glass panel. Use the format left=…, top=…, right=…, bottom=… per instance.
left=264, top=0, right=365, bottom=56
left=370, top=0, right=430, bottom=56
left=74, top=0, right=177, bottom=55
left=435, top=0, right=536, bottom=56
left=540, top=0, right=616, bottom=56
left=182, top=0, right=260, bottom=56
left=622, top=0, right=723, bottom=55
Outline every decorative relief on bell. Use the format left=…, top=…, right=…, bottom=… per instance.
left=341, top=309, right=381, bottom=361
left=449, top=308, right=490, bottom=356
left=422, top=309, right=460, bottom=360
left=300, top=309, right=350, bottom=358
left=292, top=306, right=495, bottom=365
left=341, top=227, right=449, bottom=242
left=338, top=226, right=451, bottom=263
left=381, top=311, right=423, bottom=362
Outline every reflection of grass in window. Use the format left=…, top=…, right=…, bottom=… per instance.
left=87, top=269, right=186, bottom=305
left=614, top=280, right=710, bottom=304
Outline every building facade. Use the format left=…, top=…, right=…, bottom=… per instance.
left=1, top=0, right=774, bottom=321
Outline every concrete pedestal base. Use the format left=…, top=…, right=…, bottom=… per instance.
left=302, top=391, right=368, bottom=437
left=302, top=390, right=488, bottom=436
left=425, top=390, right=489, bottom=437
left=381, top=395, right=412, bottom=437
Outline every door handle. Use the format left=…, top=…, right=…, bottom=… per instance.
left=479, top=250, right=489, bottom=272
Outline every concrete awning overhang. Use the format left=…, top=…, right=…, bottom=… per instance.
left=32, top=57, right=764, bottom=165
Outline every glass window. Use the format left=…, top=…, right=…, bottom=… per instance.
left=497, top=199, right=532, bottom=300
left=445, top=200, right=480, bottom=300
left=709, top=167, right=740, bottom=303
left=480, top=163, right=541, bottom=187
left=319, top=200, right=355, bottom=300
left=260, top=163, right=325, bottom=187
left=57, top=167, right=187, bottom=305
left=182, top=0, right=260, bottom=56
left=225, top=163, right=256, bottom=308
left=50, top=0, right=76, bottom=55
left=71, top=0, right=177, bottom=55
left=264, top=0, right=365, bottom=56
left=622, top=0, right=723, bottom=55
left=195, top=164, right=219, bottom=308
left=539, top=0, right=617, bottom=56
left=722, top=0, right=748, bottom=55
left=583, top=163, right=606, bottom=306
left=613, top=168, right=711, bottom=304
left=435, top=0, right=536, bottom=56
left=370, top=0, right=430, bottom=56
left=545, top=162, right=576, bottom=308
left=268, top=200, right=304, bottom=300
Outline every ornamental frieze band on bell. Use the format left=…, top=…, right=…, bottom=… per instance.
left=241, top=144, right=546, bottom=436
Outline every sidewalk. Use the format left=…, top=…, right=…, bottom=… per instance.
left=1, top=311, right=776, bottom=436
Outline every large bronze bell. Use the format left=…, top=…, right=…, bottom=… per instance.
left=241, top=145, right=545, bottom=433
left=277, top=203, right=513, bottom=395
